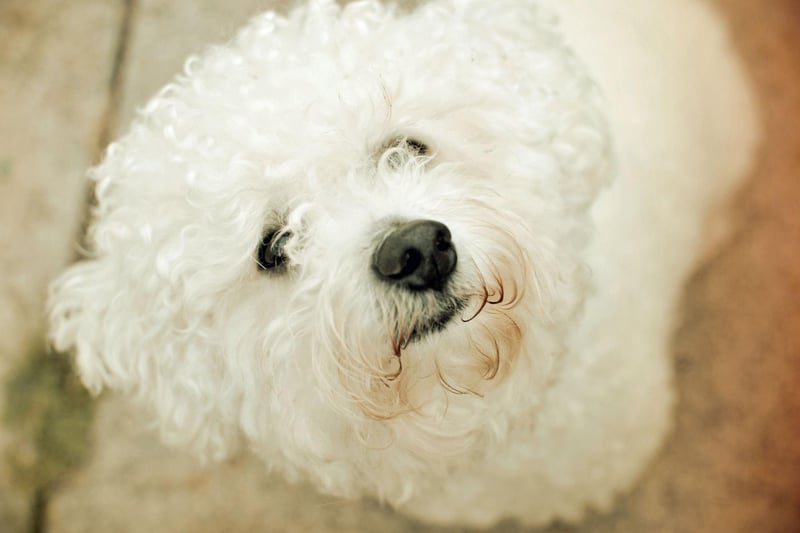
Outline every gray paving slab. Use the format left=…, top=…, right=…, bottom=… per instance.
left=43, top=0, right=800, bottom=532
left=0, top=1, right=122, bottom=530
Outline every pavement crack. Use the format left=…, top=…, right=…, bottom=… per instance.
left=29, top=488, right=47, bottom=533
left=95, top=0, right=137, bottom=158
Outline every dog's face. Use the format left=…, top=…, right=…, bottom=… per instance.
left=49, top=0, right=610, bottom=489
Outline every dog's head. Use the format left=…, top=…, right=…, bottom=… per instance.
left=49, top=0, right=611, bottom=490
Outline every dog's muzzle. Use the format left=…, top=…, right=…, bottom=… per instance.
left=373, top=219, right=457, bottom=292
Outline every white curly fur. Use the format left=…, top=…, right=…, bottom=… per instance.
left=48, top=0, right=757, bottom=527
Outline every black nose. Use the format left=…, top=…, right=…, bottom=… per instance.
left=373, top=220, right=457, bottom=291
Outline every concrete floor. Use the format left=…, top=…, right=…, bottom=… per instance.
left=1, top=0, right=798, bottom=532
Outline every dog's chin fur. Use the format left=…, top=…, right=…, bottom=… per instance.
left=47, top=0, right=758, bottom=528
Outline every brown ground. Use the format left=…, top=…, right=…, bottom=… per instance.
left=0, top=1, right=798, bottom=532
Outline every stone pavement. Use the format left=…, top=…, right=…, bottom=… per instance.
left=2, top=0, right=799, bottom=532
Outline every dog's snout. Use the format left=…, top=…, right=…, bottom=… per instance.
left=373, top=220, right=457, bottom=291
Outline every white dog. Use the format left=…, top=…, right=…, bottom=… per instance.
left=48, top=0, right=757, bottom=527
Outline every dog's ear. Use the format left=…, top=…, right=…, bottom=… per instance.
left=48, top=256, right=240, bottom=459
left=48, top=257, right=128, bottom=394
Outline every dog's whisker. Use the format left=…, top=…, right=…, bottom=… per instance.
left=487, top=272, right=505, bottom=305
left=476, top=335, right=501, bottom=381
left=434, top=362, right=471, bottom=396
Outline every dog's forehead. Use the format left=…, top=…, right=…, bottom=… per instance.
left=143, top=3, right=564, bottom=166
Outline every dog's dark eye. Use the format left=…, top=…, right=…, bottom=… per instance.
left=405, top=138, right=428, bottom=156
left=257, top=230, right=291, bottom=271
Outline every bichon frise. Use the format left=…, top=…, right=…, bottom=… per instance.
left=48, top=0, right=757, bottom=527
